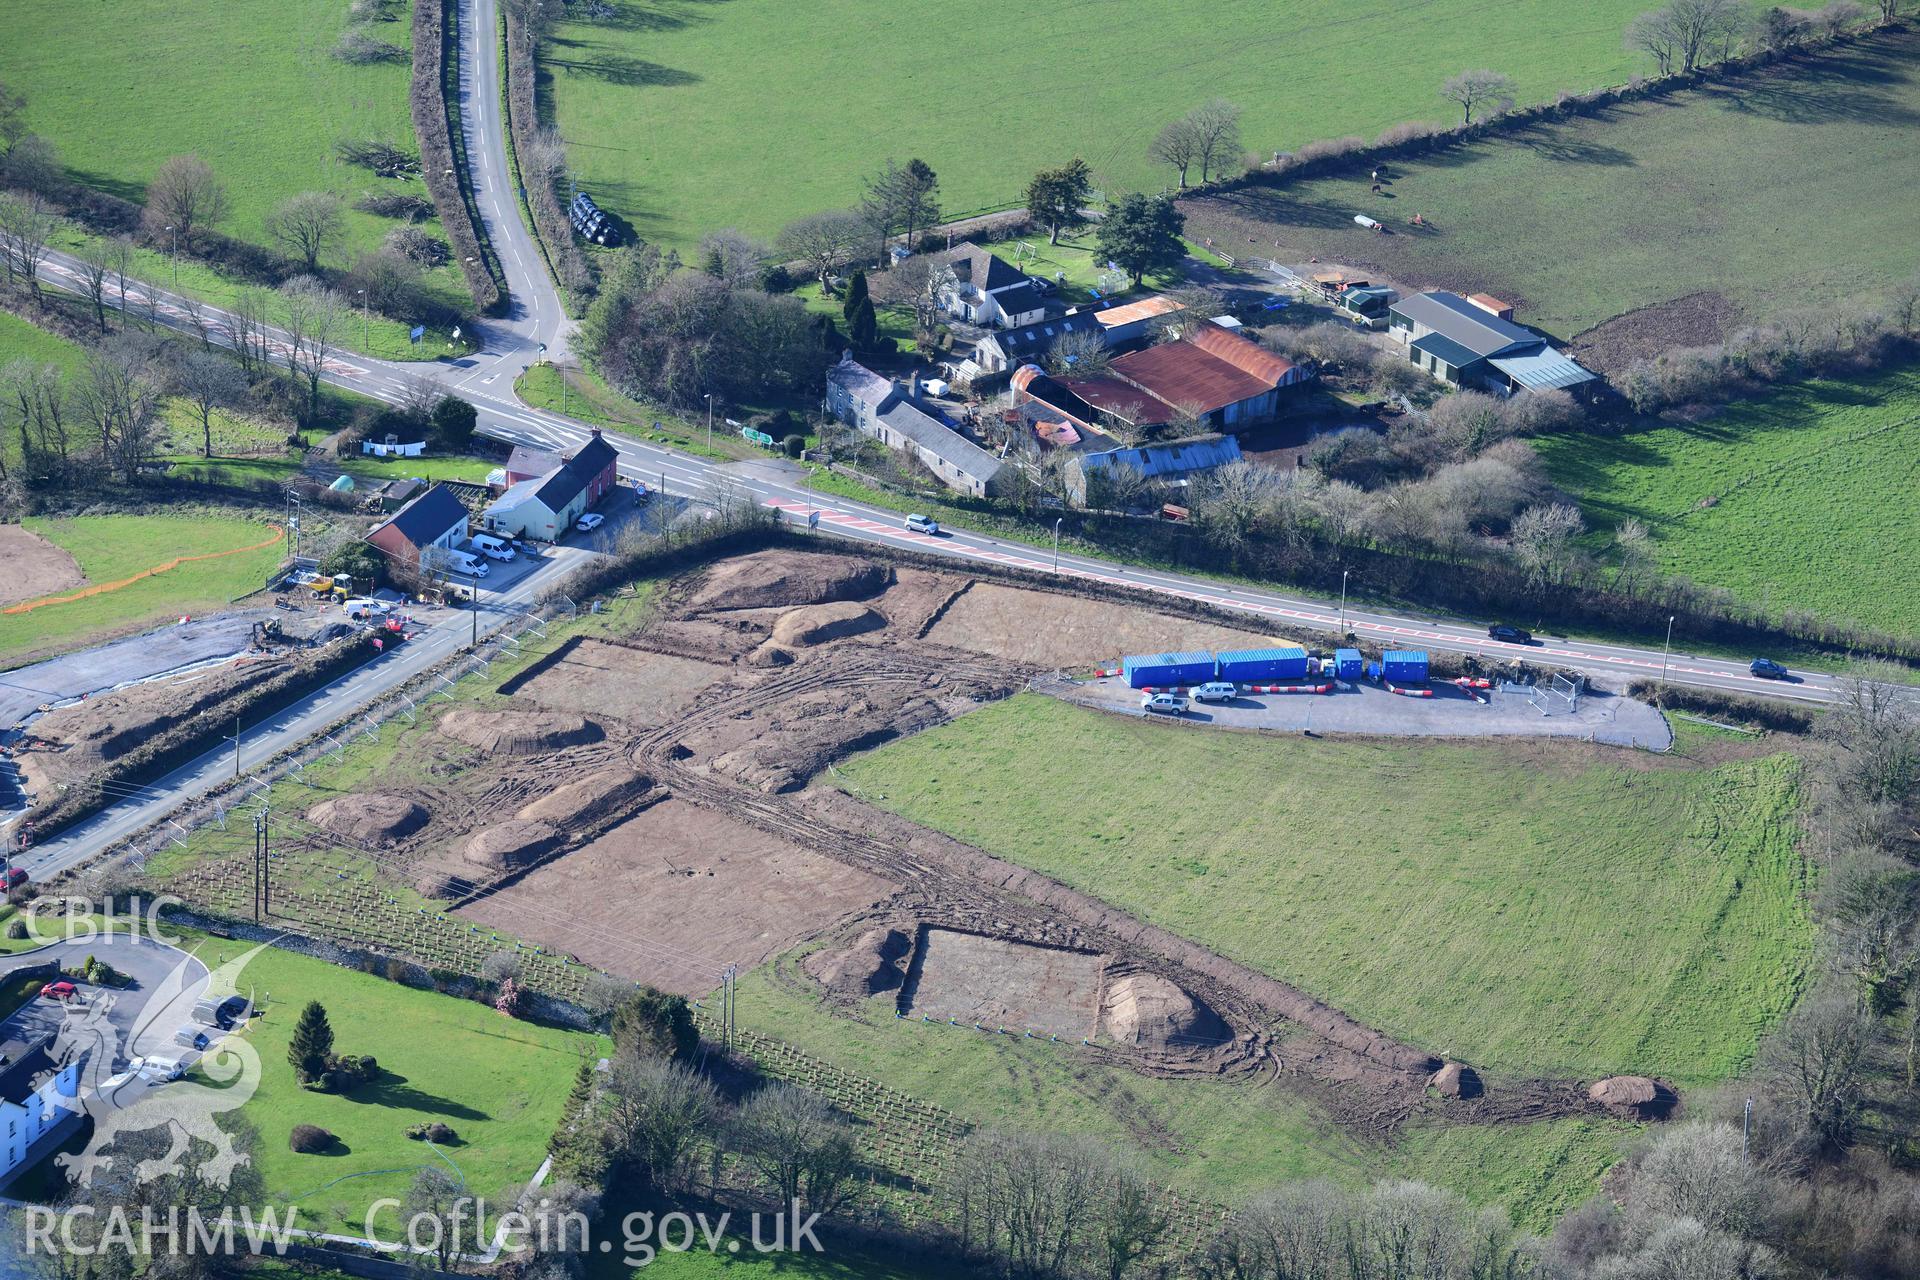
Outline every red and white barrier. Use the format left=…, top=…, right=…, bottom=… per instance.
left=1454, top=677, right=1492, bottom=689
left=1244, top=683, right=1332, bottom=695
left=1386, top=682, right=1434, bottom=698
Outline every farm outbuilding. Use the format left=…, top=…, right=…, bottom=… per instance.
left=1122, top=651, right=1216, bottom=689
left=1387, top=291, right=1597, bottom=394
left=1216, top=646, right=1309, bottom=682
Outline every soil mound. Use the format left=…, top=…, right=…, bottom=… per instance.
left=1099, top=972, right=1226, bottom=1051
left=770, top=602, right=886, bottom=648
left=744, top=642, right=796, bottom=667
left=1589, top=1075, right=1677, bottom=1119
left=306, top=794, right=427, bottom=846
left=516, top=768, right=653, bottom=827
left=0, top=524, right=85, bottom=607
left=460, top=820, right=562, bottom=871
left=691, top=552, right=889, bottom=612
left=1428, top=1062, right=1483, bottom=1099
left=805, top=927, right=911, bottom=998
left=439, top=709, right=603, bottom=755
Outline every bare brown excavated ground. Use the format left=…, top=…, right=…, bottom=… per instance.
left=160, top=544, right=1645, bottom=1142
left=0, top=524, right=85, bottom=606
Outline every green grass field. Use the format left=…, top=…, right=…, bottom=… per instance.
left=7, top=0, right=473, bottom=351
left=538, top=0, right=1651, bottom=252
left=9, top=0, right=428, bottom=265
left=0, top=513, right=287, bottom=667
left=838, top=695, right=1813, bottom=1085
left=1185, top=30, right=1920, bottom=338
left=1539, top=368, right=1920, bottom=636
left=185, top=934, right=601, bottom=1235
left=740, top=953, right=1633, bottom=1230
left=0, top=307, right=88, bottom=375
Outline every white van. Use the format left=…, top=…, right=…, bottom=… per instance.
left=445, top=550, right=489, bottom=579
left=471, top=533, right=516, bottom=562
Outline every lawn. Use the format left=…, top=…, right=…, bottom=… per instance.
left=837, top=694, right=1813, bottom=1085
left=1184, top=30, right=1920, bottom=339
left=738, top=951, right=1633, bottom=1230
left=0, top=513, right=287, bottom=668
left=1538, top=368, right=1920, bottom=636
left=538, top=0, right=1653, bottom=252
left=515, top=363, right=757, bottom=462
left=181, top=934, right=602, bottom=1235
left=0, top=307, right=88, bottom=375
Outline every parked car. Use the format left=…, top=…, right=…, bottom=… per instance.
left=341, top=597, right=391, bottom=620
left=471, top=533, right=516, bottom=562
left=190, top=998, right=225, bottom=1028
left=576, top=513, right=605, bottom=533
left=1141, top=692, right=1188, bottom=715
left=133, top=1056, right=186, bottom=1083
left=174, top=1026, right=210, bottom=1051
left=904, top=513, right=940, bottom=535
left=40, top=981, right=77, bottom=1001
left=1749, top=658, right=1791, bottom=680
left=1191, top=681, right=1239, bottom=703
left=1487, top=623, right=1533, bottom=645
left=217, top=994, right=251, bottom=1025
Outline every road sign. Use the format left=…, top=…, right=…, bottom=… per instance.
left=808, top=510, right=821, bottom=530
left=409, top=325, right=425, bottom=343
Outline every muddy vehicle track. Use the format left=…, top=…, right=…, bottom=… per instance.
left=625, top=636, right=1608, bottom=1137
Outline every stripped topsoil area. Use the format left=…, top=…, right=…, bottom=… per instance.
left=0, top=524, right=85, bottom=606
left=924, top=583, right=1276, bottom=666
left=457, top=798, right=896, bottom=995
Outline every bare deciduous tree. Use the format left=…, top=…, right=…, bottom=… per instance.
left=1630, top=1124, right=1774, bottom=1236
left=729, top=1085, right=858, bottom=1217
left=1439, top=69, right=1516, bottom=124
left=1628, top=0, right=1748, bottom=73
left=859, top=158, right=940, bottom=261
left=775, top=209, right=867, bottom=291
left=74, top=337, right=166, bottom=483
left=1508, top=502, right=1585, bottom=588
left=143, top=154, right=228, bottom=243
left=280, top=276, right=347, bottom=427
left=1149, top=116, right=1202, bottom=188
left=1045, top=326, right=1112, bottom=378
left=74, top=240, right=114, bottom=331
left=601, top=1058, right=718, bottom=1193
left=697, top=228, right=770, bottom=292
left=265, top=191, right=346, bottom=273
left=0, top=192, right=58, bottom=300
left=1189, top=98, right=1244, bottom=183
left=174, top=350, right=249, bottom=458
left=1764, top=985, right=1872, bottom=1148
left=228, top=286, right=273, bottom=374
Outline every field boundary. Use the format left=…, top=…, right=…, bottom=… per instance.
left=413, top=0, right=503, bottom=313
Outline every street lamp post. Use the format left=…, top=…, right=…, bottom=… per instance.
left=704, top=393, right=715, bottom=450
left=355, top=289, right=368, bottom=351
left=1660, top=615, right=1675, bottom=686
left=1339, top=568, right=1350, bottom=638
left=166, top=225, right=178, bottom=289
left=470, top=572, right=480, bottom=650
left=1053, top=517, right=1063, bottom=571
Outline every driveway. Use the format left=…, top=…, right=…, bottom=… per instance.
left=1, top=932, right=210, bottom=1065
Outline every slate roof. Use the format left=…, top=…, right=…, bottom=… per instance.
left=368, top=482, right=468, bottom=549
left=506, top=444, right=562, bottom=478
left=990, top=282, right=1044, bottom=317
left=875, top=398, right=1004, bottom=483
left=983, top=307, right=1112, bottom=364
left=934, top=242, right=1026, bottom=295
left=0, top=1035, right=58, bottom=1106
left=827, top=357, right=895, bottom=408
left=531, top=432, right=618, bottom=512
left=1389, top=291, right=1538, bottom=359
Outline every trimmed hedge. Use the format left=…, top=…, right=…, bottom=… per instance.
left=1625, top=681, right=1817, bottom=735
left=288, top=1124, right=335, bottom=1154
left=411, top=0, right=502, bottom=314
left=502, top=4, right=594, bottom=300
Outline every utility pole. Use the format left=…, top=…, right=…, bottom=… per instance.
left=1339, top=569, right=1350, bottom=638
left=167, top=225, right=178, bottom=289
left=1660, top=615, right=1675, bottom=686
left=252, top=810, right=265, bottom=922
left=233, top=715, right=241, bottom=778
left=721, top=964, right=737, bottom=1054
left=469, top=572, right=479, bottom=650
left=356, top=289, right=369, bottom=351
left=1743, top=1096, right=1753, bottom=1158
left=704, top=394, right=715, bottom=450
left=1052, top=517, right=1063, bottom=571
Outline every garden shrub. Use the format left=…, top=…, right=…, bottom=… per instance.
left=289, top=1124, right=335, bottom=1153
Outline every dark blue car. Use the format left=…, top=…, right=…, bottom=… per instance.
left=1749, top=658, right=1790, bottom=680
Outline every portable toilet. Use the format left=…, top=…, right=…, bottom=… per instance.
left=1381, top=650, right=1429, bottom=684
left=1335, top=648, right=1363, bottom=682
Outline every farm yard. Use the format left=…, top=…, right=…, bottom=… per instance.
left=1184, top=29, right=1920, bottom=345
left=837, top=693, right=1812, bottom=1085
left=1539, top=368, right=1920, bottom=636
left=126, top=542, right=1812, bottom=1241
left=537, top=0, right=1652, bottom=252
left=0, top=513, right=287, bottom=667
